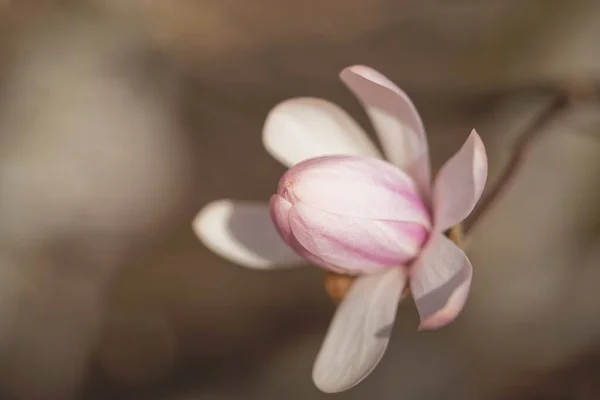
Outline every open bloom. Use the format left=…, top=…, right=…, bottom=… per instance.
left=193, top=65, right=488, bottom=393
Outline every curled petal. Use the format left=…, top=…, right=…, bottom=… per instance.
left=269, top=195, right=340, bottom=271
left=269, top=195, right=293, bottom=243
left=281, top=155, right=431, bottom=227
left=432, top=130, right=488, bottom=231
left=410, top=233, right=472, bottom=330
left=340, top=66, right=431, bottom=197
left=289, top=202, right=428, bottom=274
left=313, top=268, right=406, bottom=393
left=263, top=97, right=381, bottom=167
left=193, top=200, right=304, bottom=269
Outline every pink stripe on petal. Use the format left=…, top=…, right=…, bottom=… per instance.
left=284, top=155, right=431, bottom=227
left=432, top=129, right=488, bottom=231
left=340, top=66, right=431, bottom=199
left=288, top=233, right=346, bottom=273
left=289, top=202, right=428, bottom=275
left=409, top=233, right=473, bottom=330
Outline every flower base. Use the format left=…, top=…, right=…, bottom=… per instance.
left=324, top=224, right=464, bottom=304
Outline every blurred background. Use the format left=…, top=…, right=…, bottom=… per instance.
left=0, top=0, right=599, bottom=399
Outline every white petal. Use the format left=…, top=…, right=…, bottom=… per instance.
left=340, top=66, right=431, bottom=197
left=262, top=97, right=381, bottom=167
left=192, top=200, right=304, bottom=269
left=432, top=130, right=488, bottom=231
left=313, top=268, right=406, bottom=393
left=410, top=233, right=472, bottom=330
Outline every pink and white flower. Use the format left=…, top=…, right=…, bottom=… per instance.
left=193, top=66, right=488, bottom=393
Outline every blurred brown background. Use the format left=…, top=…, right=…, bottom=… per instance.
left=0, top=1, right=599, bottom=399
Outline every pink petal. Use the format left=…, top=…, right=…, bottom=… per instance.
left=409, top=232, right=472, bottom=330
left=193, top=200, right=304, bottom=269
left=313, top=268, right=406, bottom=393
left=289, top=202, right=428, bottom=274
left=340, top=66, right=431, bottom=197
left=269, top=195, right=293, bottom=243
left=282, top=155, right=431, bottom=227
left=432, top=130, right=488, bottom=231
left=262, top=97, right=381, bottom=167
left=270, top=195, right=340, bottom=271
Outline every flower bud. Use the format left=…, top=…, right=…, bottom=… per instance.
left=270, top=155, right=431, bottom=274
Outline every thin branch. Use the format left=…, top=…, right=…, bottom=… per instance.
left=464, top=91, right=570, bottom=234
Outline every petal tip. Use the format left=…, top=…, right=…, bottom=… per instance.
left=262, top=97, right=380, bottom=166
left=311, top=342, right=374, bottom=394
left=468, top=128, right=487, bottom=151
left=410, top=234, right=473, bottom=330
left=192, top=199, right=233, bottom=242
left=262, top=98, right=312, bottom=159
left=468, top=129, right=486, bottom=155
left=312, top=369, right=341, bottom=394
left=339, top=65, right=387, bottom=87
left=470, top=129, right=489, bottom=192
left=261, top=100, right=292, bottom=160
left=192, top=199, right=304, bottom=269
left=417, top=278, right=472, bottom=331
left=340, top=64, right=372, bottom=78
left=418, top=315, right=453, bottom=331
left=432, top=129, right=488, bottom=230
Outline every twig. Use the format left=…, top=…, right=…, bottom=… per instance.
left=464, top=91, right=570, bottom=234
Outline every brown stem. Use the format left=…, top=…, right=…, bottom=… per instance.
left=464, top=92, right=570, bottom=234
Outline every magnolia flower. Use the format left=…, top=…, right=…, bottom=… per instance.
left=193, top=65, right=488, bottom=393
